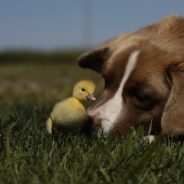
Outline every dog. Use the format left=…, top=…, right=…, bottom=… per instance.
left=77, top=15, right=184, bottom=136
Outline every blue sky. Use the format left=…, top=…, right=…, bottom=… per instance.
left=0, top=0, right=184, bottom=50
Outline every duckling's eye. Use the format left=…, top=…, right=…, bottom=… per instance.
left=81, top=88, right=86, bottom=92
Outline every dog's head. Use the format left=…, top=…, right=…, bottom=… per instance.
left=78, top=15, right=184, bottom=136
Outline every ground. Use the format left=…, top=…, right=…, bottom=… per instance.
left=0, top=61, right=184, bottom=184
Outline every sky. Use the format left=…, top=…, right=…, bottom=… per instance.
left=0, top=0, right=184, bottom=51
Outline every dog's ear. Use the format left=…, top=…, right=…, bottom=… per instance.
left=161, top=62, right=184, bottom=135
left=77, top=47, right=110, bottom=72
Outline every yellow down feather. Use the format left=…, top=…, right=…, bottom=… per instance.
left=46, top=80, right=95, bottom=134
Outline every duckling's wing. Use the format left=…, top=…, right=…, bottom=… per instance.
left=50, top=98, right=87, bottom=129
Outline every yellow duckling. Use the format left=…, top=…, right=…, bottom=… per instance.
left=46, top=80, right=96, bottom=134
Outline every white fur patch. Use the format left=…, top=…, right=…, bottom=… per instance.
left=96, top=50, right=140, bottom=134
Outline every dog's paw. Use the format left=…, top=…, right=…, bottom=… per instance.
left=143, top=135, right=156, bottom=144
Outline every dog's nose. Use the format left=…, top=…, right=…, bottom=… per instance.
left=87, top=109, right=102, bottom=125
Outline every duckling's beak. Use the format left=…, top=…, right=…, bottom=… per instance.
left=87, top=93, right=96, bottom=101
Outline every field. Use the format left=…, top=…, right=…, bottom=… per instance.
left=0, top=57, right=184, bottom=184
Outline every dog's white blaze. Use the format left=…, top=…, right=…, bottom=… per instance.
left=99, top=50, right=140, bottom=134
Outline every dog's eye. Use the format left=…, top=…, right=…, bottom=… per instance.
left=134, top=92, right=150, bottom=102
left=127, top=89, right=159, bottom=111
left=126, top=85, right=160, bottom=111
left=128, top=90, right=150, bottom=102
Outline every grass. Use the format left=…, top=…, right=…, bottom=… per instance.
left=0, top=61, right=184, bottom=184
left=0, top=50, right=83, bottom=63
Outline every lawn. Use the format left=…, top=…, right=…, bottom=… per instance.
left=0, top=61, right=184, bottom=184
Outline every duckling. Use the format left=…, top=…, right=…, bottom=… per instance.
left=46, top=80, right=96, bottom=134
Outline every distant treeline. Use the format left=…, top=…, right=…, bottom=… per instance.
left=0, top=50, right=84, bottom=64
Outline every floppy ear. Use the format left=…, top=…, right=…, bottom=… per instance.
left=161, top=62, right=184, bottom=135
left=77, top=47, right=110, bottom=72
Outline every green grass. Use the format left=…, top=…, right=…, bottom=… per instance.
left=0, top=62, right=184, bottom=184
left=0, top=50, right=83, bottom=63
left=0, top=63, right=103, bottom=103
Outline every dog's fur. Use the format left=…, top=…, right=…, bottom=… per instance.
left=78, top=15, right=184, bottom=136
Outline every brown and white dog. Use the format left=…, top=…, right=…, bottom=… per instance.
left=78, top=15, right=184, bottom=136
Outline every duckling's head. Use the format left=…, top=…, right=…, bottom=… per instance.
left=73, top=80, right=96, bottom=101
